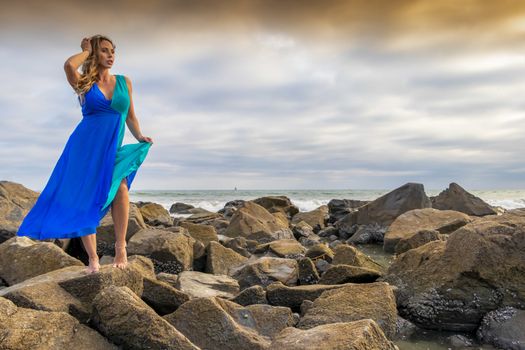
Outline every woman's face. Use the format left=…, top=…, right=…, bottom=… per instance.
left=97, top=39, right=115, bottom=69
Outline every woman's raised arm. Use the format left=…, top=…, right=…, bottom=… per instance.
left=64, top=37, right=91, bottom=90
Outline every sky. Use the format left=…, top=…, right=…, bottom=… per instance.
left=1, top=0, right=525, bottom=191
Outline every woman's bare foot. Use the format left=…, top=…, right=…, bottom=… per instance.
left=86, top=256, right=100, bottom=274
left=113, top=242, right=128, bottom=269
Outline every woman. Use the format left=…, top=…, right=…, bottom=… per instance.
left=16, top=35, right=153, bottom=274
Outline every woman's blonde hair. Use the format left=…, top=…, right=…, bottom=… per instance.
left=76, top=34, right=116, bottom=105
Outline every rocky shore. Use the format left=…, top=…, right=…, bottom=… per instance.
left=0, top=180, right=523, bottom=349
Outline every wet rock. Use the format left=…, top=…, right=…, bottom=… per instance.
left=206, top=240, right=248, bottom=275
left=91, top=285, right=198, bottom=349
left=327, top=198, right=369, bottom=223
left=477, top=306, right=525, bottom=350
left=347, top=223, right=387, bottom=244
left=225, top=201, right=294, bottom=243
left=0, top=236, right=84, bottom=285
left=231, top=256, right=298, bottom=290
left=296, top=282, right=398, bottom=338
left=176, top=270, right=240, bottom=299
left=383, top=208, right=525, bottom=332
left=271, top=319, right=398, bottom=350
left=169, top=202, right=194, bottom=214
left=230, top=285, right=268, bottom=306
left=383, top=208, right=471, bottom=253
left=432, top=182, right=497, bottom=216
left=319, top=264, right=382, bottom=284
left=0, top=296, right=117, bottom=350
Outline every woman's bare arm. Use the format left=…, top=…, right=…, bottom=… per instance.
left=124, top=76, right=154, bottom=144
left=64, top=37, right=92, bottom=90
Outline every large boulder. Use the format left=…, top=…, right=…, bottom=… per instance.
left=224, top=201, right=294, bottom=243
left=206, top=240, right=248, bottom=275
left=0, top=181, right=39, bottom=243
left=383, top=208, right=525, bottom=331
left=0, top=296, right=117, bottom=349
left=432, top=182, right=497, bottom=216
left=231, top=256, right=299, bottom=290
left=332, top=244, right=385, bottom=274
left=179, top=221, right=218, bottom=247
left=91, top=285, right=199, bottom=349
left=270, top=319, right=398, bottom=350
left=253, top=195, right=299, bottom=219
left=176, top=270, right=240, bottom=299
left=0, top=236, right=84, bottom=285
left=327, top=198, right=370, bottom=223
left=383, top=208, right=472, bottom=253
left=266, top=281, right=350, bottom=311
left=254, top=238, right=306, bottom=258
left=476, top=306, right=525, bottom=350
left=291, top=205, right=329, bottom=233
left=164, top=296, right=276, bottom=350
left=127, top=227, right=195, bottom=271
left=337, top=182, right=431, bottom=229
left=297, top=282, right=398, bottom=338
left=141, top=276, right=190, bottom=315
left=137, top=202, right=172, bottom=226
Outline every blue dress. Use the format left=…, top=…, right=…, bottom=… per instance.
left=16, top=74, right=152, bottom=240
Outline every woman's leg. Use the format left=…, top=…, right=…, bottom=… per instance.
left=111, top=177, right=129, bottom=268
left=81, top=233, right=100, bottom=273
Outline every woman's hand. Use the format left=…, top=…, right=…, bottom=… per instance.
left=81, top=37, right=92, bottom=54
left=138, top=135, right=154, bottom=144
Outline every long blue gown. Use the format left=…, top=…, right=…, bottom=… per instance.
left=16, top=74, right=152, bottom=240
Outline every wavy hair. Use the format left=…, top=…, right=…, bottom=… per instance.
left=76, top=34, right=116, bottom=105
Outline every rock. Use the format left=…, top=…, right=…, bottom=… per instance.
left=219, top=199, right=246, bottom=218
left=176, top=270, right=240, bottom=299
left=270, top=319, right=398, bottom=350
left=231, top=256, right=299, bottom=290
left=336, top=183, right=431, bottom=229
left=96, top=203, right=146, bottom=245
left=253, top=195, right=299, bottom=219
left=266, top=281, right=350, bottom=311
left=206, top=240, right=249, bottom=275
left=394, top=229, right=445, bottom=254
left=138, top=202, right=172, bottom=226
left=179, top=221, right=218, bottom=247
left=291, top=205, right=329, bottom=233
left=271, top=211, right=290, bottom=228
left=447, top=334, right=474, bottom=348
left=347, top=223, right=387, bottom=244
left=170, top=202, right=194, bottom=214
left=242, top=303, right=296, bottom=337
left=164, top=296, right=273, bottom=349
left=292, top=220, right=315, bottom=239
left=91, top=285, right=198, bottom=349
left=477, top=306, right=525, bottom=350
left=332, top=244, right=385, bottom=274
left=297, top=282, right=398, bottom=338
left=230, top=285, right=268, bottom=306
left=297, top=257, right=320, bottom=285
left=156, top=272, right=178, bottom=287
left=0, top=296, right=117, bottom=349
left=432, top=182, right=497, bottom=216
left=305, top=243, right=334, bottom=263
left=327, top=199, right=369, bottom=223
left=127, top=227, right=195, bottom=271
left=222, top=236, right=257, bottom=257
left=319, top=264, right=382, bottom=284
left=382, top=208, right=525, bottom=331
left=184, top=210, right=223, bottom=224
left=253, top=238, right=306, bottom=258
left=224, top=201, right=294, bottom=243
left=0, top=236, right=84, bottom=285
left=383, top=208, right=471, bottom=253
left=0, top=180, right=39, bottom=243
left=142, top=276, right=190, bottom=315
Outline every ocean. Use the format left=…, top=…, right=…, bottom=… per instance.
left=128, top=188, right=525, bottom=213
